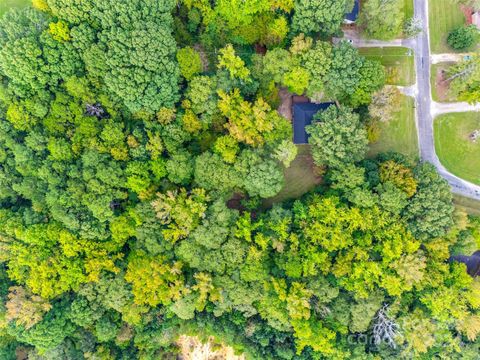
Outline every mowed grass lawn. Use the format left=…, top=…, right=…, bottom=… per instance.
left=0, top=0, right=30, bottom=17
left=263, top=145, right=322, bottom=207
left=368, top=95, right=419, bottom=159
left=429, top=0, right=467, bottom=53
left=435, top=112, right=480, bottom=185
left=404, top=0, right=414, bottom=19
left=453, top=194, right=480, bottom=216
left=359, top=47, right=415, bottom=86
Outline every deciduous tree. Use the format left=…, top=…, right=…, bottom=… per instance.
left=404, top=163, right=455, bottom=240
left=324, top=42, right=364, bottom=101
left=307, top=106, right=368, bottom=168
left=360, top=0, right=404, bottom=40
left=292, top=0, right=353, bottom=36
left=177, top=47, right=203, bottom=80
left=125, top=251, right=184, bottom=307
left=447, top=25, right=478, bottom=50
left=369, top=86, right=402, bottom=122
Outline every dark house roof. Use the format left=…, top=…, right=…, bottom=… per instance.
left=345, top=0, right=360, bottom=22
left=450, top=250, right=480, bottom=277
left=292, top=102, right=333, bottom=144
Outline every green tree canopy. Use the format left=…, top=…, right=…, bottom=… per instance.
left=292, top=0, right=353, bottom=36
left=0, top=2, right=477, bottom=359
left=360, top=0, right=404, bottom=40
left=447, top=25, right=478, bottom=50
left=306, top=106, right=368, bottom=168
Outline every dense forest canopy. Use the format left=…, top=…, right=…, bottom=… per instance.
left=0, top=1, right=479, bottom=359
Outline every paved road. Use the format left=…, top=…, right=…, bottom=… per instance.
left=338, top=5, right=480, bottom=200
left=414, top=0, right=480, bottom=200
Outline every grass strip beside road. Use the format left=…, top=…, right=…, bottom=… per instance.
left=359, top=47, right=415, bottom=86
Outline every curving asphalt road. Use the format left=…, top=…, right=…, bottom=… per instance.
left=339, top=2, right=480, bottom=200
left=414, top=0, right=480, bottom=200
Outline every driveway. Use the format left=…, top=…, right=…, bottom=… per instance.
left=432, top=101, right=480, bottom=115
left=336, top=29, right=415, bottom=49
left=431, top=53, right=471, bottom=64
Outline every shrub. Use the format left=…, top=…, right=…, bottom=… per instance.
left=447, top=25, right=478, bottom=50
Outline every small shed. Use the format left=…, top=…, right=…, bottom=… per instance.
left=472, top=12, right=480, bottom=30
left=345, top=0, right=360, bottom=24
left=292, top=102, right=333, bottom=144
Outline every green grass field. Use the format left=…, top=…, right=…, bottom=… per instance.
left=0, top=0, right=30, bottom=17
left=430, top=62, right=458, bottom=102
left=359, top=47, right=415, bottom=86
left=428, top=0, right=467, bottom=53
left=368, top=95, right=419, bottom=159
left=453, top=194, right=480, bottom=216
left=435, top=112, right=480, bottom=185
left=404, top=0, right=414, bottom=19
left=263, top=145, right=322, bottom=207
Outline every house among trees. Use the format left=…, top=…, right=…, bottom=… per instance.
left=450, top=251, right=480, bottom=277
left=344, top=0, right=360, bottom=24
left=292, top=97, right=333, bottom=144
